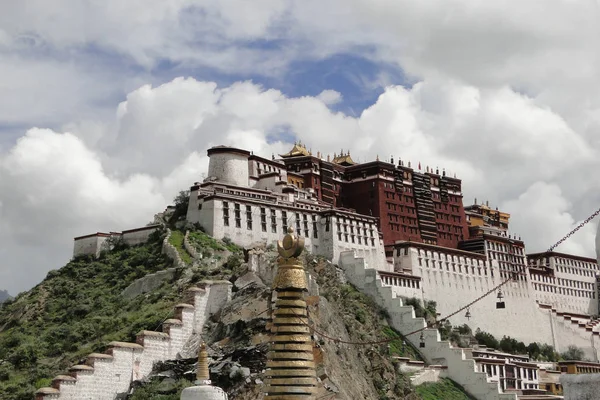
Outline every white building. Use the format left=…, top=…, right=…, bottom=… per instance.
left=186, top=146, right=387, bottom=269
left=73, top=225, right=160, bottom=258
left=528, top=251, right=599, bottom=316
left=471, top=347, right=540, bottom=393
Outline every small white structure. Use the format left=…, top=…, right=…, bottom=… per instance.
left=73, top=224, right=160, bottom=258
left=180, top=343, right=228, bottom=400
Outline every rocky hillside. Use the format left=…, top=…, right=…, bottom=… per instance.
left=0, top=227, right=473, bottom=400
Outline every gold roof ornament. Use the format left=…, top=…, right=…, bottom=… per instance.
left=332, top=150, right=357, bottom=166
left=264, top=227, right=318, bottom=399
left=280, top=142, right=311, bottom=158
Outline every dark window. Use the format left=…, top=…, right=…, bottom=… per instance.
left=234, top=203, right=241, bottom=228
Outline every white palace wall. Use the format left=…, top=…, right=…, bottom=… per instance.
left=190, top=194, right=386, bottom=268
left=391, top=245, right=600, bottom=361
left=73, top=225, right=160, bottom=258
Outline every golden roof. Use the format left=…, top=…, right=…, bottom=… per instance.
left=332, top=150, right=356, bottom=166
left=280, top=141, right=311, bottom=158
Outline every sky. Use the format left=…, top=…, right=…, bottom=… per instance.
left=1, top=0, right=600, bottom=294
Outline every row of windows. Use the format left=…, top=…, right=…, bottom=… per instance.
left=436, top=223, right=464, bottom=233
left=434, top=211, right=461, bottom=221
left=388, top=223, right=419, bottom=234
left=222, top=201, right=378, bottom=243
left=556, top=265, right=599, bottom=276
left=380, top=274, right=420, bottom=289
left=386, top=202, right=416, bottom=213
left=419, top=257, right=494, bottom=277
left=532, top=283, right=595, bottom=298
left=418, top=250, right=486, bottom=266
left=488, top=242, right=524, bottom=255
left=336, top=222, right=375, bottom=237
left=556, top=257, right=597, bottom=269
left=389, top=214, right=417, bottom=225
left=222, top=202, right=319, bottom=238
left=478, top=363, right=538, bottom=381
left=489, top=251, right=526, bottom=265
left=337, top=231, right=376, bottom=246
left=531, top=274, right=595, bottom=290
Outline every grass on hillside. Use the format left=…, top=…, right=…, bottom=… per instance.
left=0, top=232, right=181, bottom=400
left=168, top=230, right=193, bottom=264
left=415, top=378, right=477, bottom=400
left=187, top=230, right=240, bottom=254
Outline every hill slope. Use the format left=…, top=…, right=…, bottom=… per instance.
left=0, top=228, right=474, bottom=400
left=0, top=229, right=182, bottom=400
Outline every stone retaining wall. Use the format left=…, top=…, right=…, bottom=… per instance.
left=162, top=229, right=185, bottom=268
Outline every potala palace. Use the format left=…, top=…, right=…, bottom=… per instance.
left=61, top=142, right=600, bottom=400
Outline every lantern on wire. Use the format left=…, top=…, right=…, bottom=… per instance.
left=496, top=288, right=505, bottom=309
left=419, top=332, right=425, bottom=348
left=465, top=307, right=472, bottom=320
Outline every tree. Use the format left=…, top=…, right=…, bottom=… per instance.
left=474, top=328, right=499, bottom=349
left=168, top=190, right=190, bottom=226
left=561, top=345, right=586, bottom=361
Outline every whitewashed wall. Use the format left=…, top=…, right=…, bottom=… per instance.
left=561, top=373, right=600, bottom=400
left=207, top=151, right=249, bottom=187
left=73, top=235, right=109, bottom=258
left=122, top=226, right=159, bottom=246
left=390, top=245, right=600, bottom=361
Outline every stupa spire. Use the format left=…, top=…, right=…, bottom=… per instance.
left=196, top=342, right=210, bottom=384
left=180, top=342, right=228, bottom=399
left=264, top=227, right=318, bottom=399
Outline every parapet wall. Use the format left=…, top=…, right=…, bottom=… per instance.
left=162, top=228, right=185, bottom=268
left=73, top=225, right=160, bottom=258
left=35, top=281, right=232, bottom=400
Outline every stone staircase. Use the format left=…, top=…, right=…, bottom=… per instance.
left=538, top=303, right=600, bottom=336
left=395, top=357, right=449, bottom=386
left=339, top=251, right=517, bottom=400
left=35, top=280, right=232, bottom=400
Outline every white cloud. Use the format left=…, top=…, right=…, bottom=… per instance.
left=317, top=90, right=343, bottom=105
left=2, top=1, right=600, bottom=294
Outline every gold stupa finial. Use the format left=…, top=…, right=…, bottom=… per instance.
left=264, top=228, right=317, bottom=399
left=196, top=342, right=211, bottom=385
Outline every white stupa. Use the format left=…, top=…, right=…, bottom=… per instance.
left=181, top=342, right=228, bottom=400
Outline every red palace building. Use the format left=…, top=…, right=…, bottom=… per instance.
left=278, top=142, right=470, bottom=252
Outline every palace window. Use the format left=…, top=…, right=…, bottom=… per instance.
left=303, top=214, right=309, bottom=237
left=282, top=211, right=288, bottom=231
left=312, top=215, right=318, bottom=238
left=271, top=209, right=277, bottom=233
left=223, top=201, right=230, bottom=226
left=234, top=203, right=241, bottom=228
left=261, top=208, right=267, bottom=232
left=246, top=205, right=252, bottom=230
left=296, top=213, right=301, bottom=233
